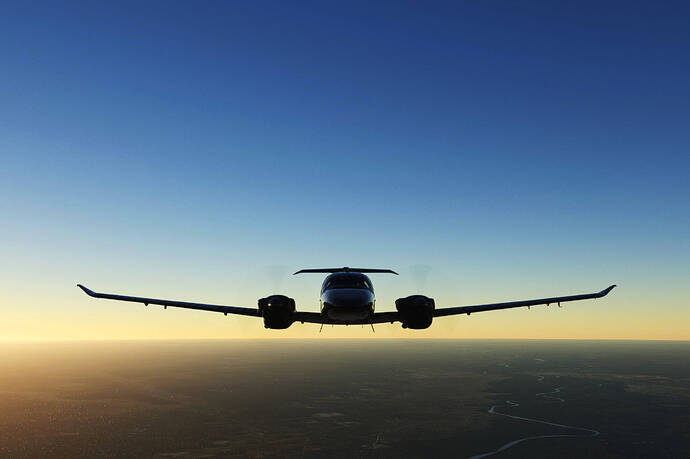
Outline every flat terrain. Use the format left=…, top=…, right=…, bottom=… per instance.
left=0, top=340, right=688, bottom=458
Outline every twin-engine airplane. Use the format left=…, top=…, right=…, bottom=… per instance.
left=78, top=267, right=616, bottom=330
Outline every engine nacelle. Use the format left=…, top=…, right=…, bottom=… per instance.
left=395, top=295, right=435, bottom=329
left=258, top=295, right=295, bottom=329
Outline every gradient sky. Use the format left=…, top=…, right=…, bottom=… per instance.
left=2, top=1, right=688, bottom=340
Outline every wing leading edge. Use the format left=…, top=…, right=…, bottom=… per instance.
left=433, top=284, right=616, bottom=317
left=77, top=283, right=616, bottom=325
left=77, top=284, right=260, bottom=317
left=292, top=311, right=401, bottom=325
left=77, top=285, right=397, bottom=325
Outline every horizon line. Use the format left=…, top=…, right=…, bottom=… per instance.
left=2, top=337, right=688, bottom=344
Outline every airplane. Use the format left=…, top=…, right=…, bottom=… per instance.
left=77, top=267, right=616, bottom=331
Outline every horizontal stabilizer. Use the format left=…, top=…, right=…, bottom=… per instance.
left=293, top=267, right=398, bottom=275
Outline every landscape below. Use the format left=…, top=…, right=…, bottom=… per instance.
left=0, top=340, right=687, bottom=458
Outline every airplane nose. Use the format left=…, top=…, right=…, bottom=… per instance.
left=322, top=289, right=374, bottom=321
left=322, top=289, right=373, bottom=308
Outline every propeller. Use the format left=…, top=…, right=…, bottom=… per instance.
left=266, top=264, right=288, bottom=294
left=409, top=264, right=431, bottom=294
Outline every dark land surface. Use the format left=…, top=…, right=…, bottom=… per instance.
left=0, top=340, right=688, bottom=458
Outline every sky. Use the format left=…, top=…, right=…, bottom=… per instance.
left=1, top=1, right=688, bottom=340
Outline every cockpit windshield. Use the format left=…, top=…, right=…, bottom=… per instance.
left=323, top=275, right=372, bottom=291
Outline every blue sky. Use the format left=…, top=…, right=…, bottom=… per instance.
left=1, top=1, right=688, bottom=339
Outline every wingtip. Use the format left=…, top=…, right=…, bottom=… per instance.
left=77, top=284, right=95, bottom=296
left=600, top=284, right=617, bottom=296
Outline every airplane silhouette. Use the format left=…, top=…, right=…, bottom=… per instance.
left=78, top=267, right=616, bottom=330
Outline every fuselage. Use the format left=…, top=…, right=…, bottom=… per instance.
left=319, top=272, right=375, bottom=323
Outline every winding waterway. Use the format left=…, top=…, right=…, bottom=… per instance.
left=469, top=372, right=600, bottom=458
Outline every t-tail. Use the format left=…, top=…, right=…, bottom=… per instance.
left=293, top=267, right=398, bottom=275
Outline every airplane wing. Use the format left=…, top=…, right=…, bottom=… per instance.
left=78, top=283, right=616, bottom=325
left=292, top=311, right=400, bottom=325
left=77, top=284, right=261, bottom=317
left=77, top=284, right=381, bottom=325
left=433, top=284, right=616, bottom=317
